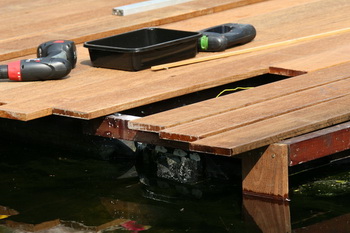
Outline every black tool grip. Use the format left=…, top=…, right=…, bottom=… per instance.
left=0, top=65, right=8, bottom=79
left=199, top=23, right=256, bottom=52
left=1, top=58, right=72, bottom=81
left=19, top=58, right=72, bottom=81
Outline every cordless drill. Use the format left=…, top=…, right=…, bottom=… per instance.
left=0, top=40, right=77, bottom=81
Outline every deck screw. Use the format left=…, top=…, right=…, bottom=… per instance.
left=272, top=154, right=276, bottom=158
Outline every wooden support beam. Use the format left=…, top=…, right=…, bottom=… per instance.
left=85, top=114, right=189, bottom=150
left=282, top=121, right=350, bottom=166
left=241, top=144, right=289, bottom=200
left=241, top=122, right=350, bottom=200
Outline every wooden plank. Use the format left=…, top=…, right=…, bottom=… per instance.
left=0, top=48, right=112, bottom=101
left=0, top=45, right=271, bottom=120
left=0, top=0, right=345, bottom=62
left=282, top=121, right=350, bottom=166
left=1, top=0, right=350, bottom=121
left=51, top=58, right=267, bottom=120
left=0, top=0, right=316, bottom=99
left=242, top=144, right=290, bottom=200
left=159, top=78, right=350, bottom=142
left=129, top=58, right=350, bottom=132
left=270, top=44, right=350, bottom=76
left=38, top=29, right=350, bottom=120
left=0, top=0, right=268, bottom=61
left=152, top=27, right=350, bottom=71
left=88, top=114, right=141, bottom=140
left=86, top=115, right=189, bottom=150
left=189, top=93, right=350, bottom=156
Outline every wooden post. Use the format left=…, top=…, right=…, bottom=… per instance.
left=241, top=144, right=289, bottom=200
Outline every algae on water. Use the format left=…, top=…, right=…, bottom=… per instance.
left=292, top=171, right=350, bottom=197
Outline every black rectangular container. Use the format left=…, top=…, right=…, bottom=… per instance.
left=84, top=28, right=201, bottom=71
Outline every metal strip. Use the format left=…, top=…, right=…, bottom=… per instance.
left=113, top=0, right=193, bottom=16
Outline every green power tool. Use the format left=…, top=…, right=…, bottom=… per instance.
left=198, top=23, right=256, bottom=52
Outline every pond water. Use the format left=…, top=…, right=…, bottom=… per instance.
left=0, top=138, right=350, bottom=233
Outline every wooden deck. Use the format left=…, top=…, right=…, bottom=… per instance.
left=2, top=0, right=350, bottom=200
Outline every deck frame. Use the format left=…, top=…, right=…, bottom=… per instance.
left=87, top=115, right=350, bottom=201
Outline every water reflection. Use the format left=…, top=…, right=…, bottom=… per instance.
left=243, top=197, right=291, bottom=233
left=0, top=139, right=350, bottom=232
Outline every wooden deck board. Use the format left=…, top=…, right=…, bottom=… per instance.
left=0, top=0, right=349, bottom=121
left=129, top=32, right=350, bottom=132
left=0, top=0, right=268, bottom=61
left=159, top=77, right=350, bottom=142
left=3, top=28, right=347, bottom=121
left=3, top=0, right=350, bottom=201
left=1, top=0, right=350, bottom=157
left=190, top=87, right=350, bottom=156
left=127, top=62, right=350, bottom=156
left=270, top=43, right=350, bottom=75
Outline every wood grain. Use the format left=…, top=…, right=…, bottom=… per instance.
left=0, top=0, right=268, bottom=61
left=159, top=77, right=350, bottom=142
left=282, top=121, right=350, bottom=166
left=270, top=43, right=350, bottom=75
left=129, top=40, right=350, bottom=133
left=152, top=27, right=350, bottom=71
left=242, top=144, right=289, bottom=199
left=190, top=93, right=350, bottom=156
left=1, top=0, right=350, bottom=125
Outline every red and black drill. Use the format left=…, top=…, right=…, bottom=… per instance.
left=0, top=40, right=77, bottom=81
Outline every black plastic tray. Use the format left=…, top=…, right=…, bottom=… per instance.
left=84, top=28, right=201, bottom=71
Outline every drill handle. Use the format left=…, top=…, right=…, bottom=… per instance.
left=199, top=23, right=256, bottom=52
left=6, top=58, right=72, bottom=81
left=37, top=40, right=77, bottom=68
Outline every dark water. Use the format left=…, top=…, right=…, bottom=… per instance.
left=1, top=138, right=350, bottom=233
